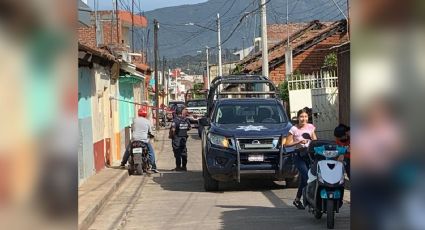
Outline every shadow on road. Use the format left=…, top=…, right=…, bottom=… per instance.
left=217, top=204, right=350, bottom=230
left=153, top=171, right=205, bottom=192
left=153, top=171, right=285, bottom=193
left=218, top=190, right=349, bottom=230
left=189, top=133, right=201, bottom=140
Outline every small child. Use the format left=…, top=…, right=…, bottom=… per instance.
left=334, top=124, right=350, bottom=179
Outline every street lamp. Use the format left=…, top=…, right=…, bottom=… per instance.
left=184, top=22, right=217, bottom=32
left=185, top=14, right=222, bottom=77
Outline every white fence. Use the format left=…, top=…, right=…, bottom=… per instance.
left=288, top=71, right=339, bottom=139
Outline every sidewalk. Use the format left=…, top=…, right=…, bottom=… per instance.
left=78, top=129, right=168, bottom=230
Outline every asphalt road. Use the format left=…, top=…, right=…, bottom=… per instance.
left=89, top=130, right=350, bottom=230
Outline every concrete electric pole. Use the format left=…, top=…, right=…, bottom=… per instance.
left=206, top=46, right=210, bottom=89
left=217, top=13, right=223, bottom=77
left=260, top=0, right=269, bottom=78
left=162, top=56, right=166, bottom=106
left=154, top=19, right=159, bottom=130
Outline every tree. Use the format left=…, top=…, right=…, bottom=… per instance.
left=278, top=80, right=289, bottom=103
left=193, top=83, right=204, bottom=91
left=231, top=64, right=243, bottom=74
left=323, top=52, right=337, bottom=69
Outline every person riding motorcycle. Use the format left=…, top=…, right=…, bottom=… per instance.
left=120, top=106, right=159, bottom=173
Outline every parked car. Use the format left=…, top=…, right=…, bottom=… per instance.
left=186, top=99, right=207, bottom=128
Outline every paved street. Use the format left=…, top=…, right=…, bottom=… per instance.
left=89, top=129, right=350, bottom=230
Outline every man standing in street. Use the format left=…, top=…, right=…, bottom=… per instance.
left=170, top=106, right=191, bottom=171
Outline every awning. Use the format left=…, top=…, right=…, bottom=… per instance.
left=119, top=74, right=143, bottom=84
left=120, top=62, right=145, bottom=80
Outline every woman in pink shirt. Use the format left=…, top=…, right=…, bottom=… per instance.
left=285, top=108, right=317, bottom=209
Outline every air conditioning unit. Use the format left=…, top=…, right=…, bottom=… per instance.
left=121, top=51, right=132, bottom=63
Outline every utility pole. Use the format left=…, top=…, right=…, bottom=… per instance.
left=131, top=0, right=135, bottom=53
left=154, top=19, right=159, bottom=130
left=242, top=37, right=246, bottom=59
left=217, top=13, right=223, bottom=76
left=285, top=0, right=292, bottom=78
left=166, top=68, right=170, bottom=104
left=146, top=29, right=150, bottom=63
left=162, top=56, right=166, bottom=106
left=111, top=0, right=114, bottom=44
left=115, top=0, right=119, bottom=44
left=174, top=70, right=178, bottom=100
left=260, top=0, right=269, bottom=78
left=286, top=0, right=289, bottom=48
left=206, top=46, right=210, bottom=89
left=94, top=0, right=99, bottom=46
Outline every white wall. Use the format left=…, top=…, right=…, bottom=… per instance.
left=288, top=89, right=312, bottom=119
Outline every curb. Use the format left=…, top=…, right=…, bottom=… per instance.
left=79, top=129, right=167, bottom=230
left=78, top=169, right=129, bottom=230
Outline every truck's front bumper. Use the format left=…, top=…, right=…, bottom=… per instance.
left=205, top=146, right=298, bottom=182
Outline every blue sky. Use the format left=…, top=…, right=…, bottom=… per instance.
left=89, top=0, right=207, bottom=11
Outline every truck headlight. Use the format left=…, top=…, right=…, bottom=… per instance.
left=208, top=133, right=229, bottom=148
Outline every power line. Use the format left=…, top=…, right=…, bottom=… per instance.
left=211, top=0, right=272, bottom=49
left=270, top=0, right=346, bottom=22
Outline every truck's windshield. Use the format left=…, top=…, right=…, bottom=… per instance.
left=187, top=100, right=207, bottom=107
left=214, top=103, right=287, bottom=124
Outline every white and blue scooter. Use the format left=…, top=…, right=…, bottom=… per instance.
left=303, top=140, right=347, bottom=229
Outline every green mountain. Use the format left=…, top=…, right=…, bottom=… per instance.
left=142, top=0, right=347, bottom=70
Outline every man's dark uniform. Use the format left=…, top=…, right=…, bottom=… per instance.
left=171, top=111, right=191, bottom=170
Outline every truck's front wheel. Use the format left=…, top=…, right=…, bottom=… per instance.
left=202, top=157, right=219, bottom=191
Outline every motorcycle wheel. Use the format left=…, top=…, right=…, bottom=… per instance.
left=326, top=199, right=335, bottom=229
left=136, top=164, right=143, bottom=175
left=128, top=161, right=134, bottom=175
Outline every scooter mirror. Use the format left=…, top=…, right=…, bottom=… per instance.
left=302, top=133, right=312, bottom=140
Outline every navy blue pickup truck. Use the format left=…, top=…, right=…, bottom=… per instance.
left=198, top=75, right=298, bottom=191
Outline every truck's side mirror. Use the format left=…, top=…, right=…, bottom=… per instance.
left=199, top=117, right=210, bottom=127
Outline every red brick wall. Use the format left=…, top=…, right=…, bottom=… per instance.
left=78, top=20, right=124, bottom=47
left=100, top=20, right=123, bottom=45
left=269, top=32, right=348, bottom=84
left=78, top=26, right=97, bottom=48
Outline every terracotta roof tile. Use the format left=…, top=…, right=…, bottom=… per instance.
left=78, top=42, right=116, bottom=62
left=240, top=20, right=347, bottom=73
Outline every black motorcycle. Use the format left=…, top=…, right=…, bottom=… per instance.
left=128, top=141, right=150, bottom=175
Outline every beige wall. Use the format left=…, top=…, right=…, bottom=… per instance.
left=209, top=62, right=238, bottom=82
left=91, top=64, right=111, bottom=143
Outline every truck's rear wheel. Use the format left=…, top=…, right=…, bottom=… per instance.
left=202, top=157, right=219, bottom=191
